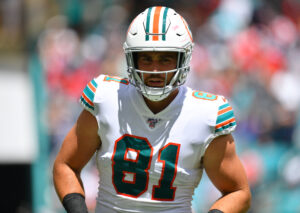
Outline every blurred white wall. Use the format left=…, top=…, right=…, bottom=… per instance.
left=0, top=70, right=37, bottom=163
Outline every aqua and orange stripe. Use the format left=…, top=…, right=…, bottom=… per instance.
left=145, top=7, right=169, bottom=41
left=215, top=103, right=236, bottom=132
left=82, top=92, right=94, bottom=107
left=215, top=120, right=236, bottom=132
left=218, top=105, right=233, bottom=115
left=216, top=118, right=236, bottom=129
left=80, top=79, right=98, bottom=111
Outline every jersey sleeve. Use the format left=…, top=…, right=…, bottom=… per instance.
left=199, top=95, right=237, bottom=158
left=214, top=97, right=237, bottom=135
left=79, top=78, right=98, bottom=116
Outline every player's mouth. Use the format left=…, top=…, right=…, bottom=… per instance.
left=145, top=78, right=166, bottom=87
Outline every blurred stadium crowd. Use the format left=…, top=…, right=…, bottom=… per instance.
left=2, top=0, right=300, bottom=212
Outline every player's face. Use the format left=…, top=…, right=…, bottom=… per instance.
left=137, top=52, right=178, bottom=87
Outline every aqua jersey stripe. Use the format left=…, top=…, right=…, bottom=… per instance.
left=216, top=110, right=234, bottom=124
left=215, top=121, right=237, bottom=132
left=145, top=7, right=153, bottom=41
left=91, top=79, right=97, bottom=88
left=80, top=97, right=94, bottom=110
left=162, top=7, right=169, bottom=41
left=83, top=86, right=95, bottom=102
left=219, top=103, right=230, bottom=110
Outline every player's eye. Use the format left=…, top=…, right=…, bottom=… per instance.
left=139, top=56, right=152, bottom=64
left=160, top=57, right=175, bottom=65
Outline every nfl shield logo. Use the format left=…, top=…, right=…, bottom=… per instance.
left=147, top=118, right=161, bottom=129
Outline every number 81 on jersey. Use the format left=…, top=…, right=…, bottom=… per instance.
left=111, top=134, right=180, bottom=201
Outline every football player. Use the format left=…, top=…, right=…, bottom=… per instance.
left=53, top=6, right=251, bottom=213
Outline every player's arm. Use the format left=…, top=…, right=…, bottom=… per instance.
left=203, top=134, right=251, bottom=213
left=53, top=110, right=101, bottom=210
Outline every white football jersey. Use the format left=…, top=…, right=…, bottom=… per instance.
left=80, top=74, right=236, bottom=213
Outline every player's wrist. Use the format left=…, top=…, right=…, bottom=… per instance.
left=208, top=209, right=224, bottom=213
left=62, top=193, right=88, bottom=213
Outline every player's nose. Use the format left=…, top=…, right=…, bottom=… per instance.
left=151, top=61, right=162, bottom=72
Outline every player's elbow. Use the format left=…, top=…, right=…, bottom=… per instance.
left=53, top=158, right=81, bottom=180
left=246, top=192, right=252, bottom=210
left=52, top=159, right=63, bottom=181
left=53, top=158, right=69, bottom=180
left=242, top=187, right=252, bottom=212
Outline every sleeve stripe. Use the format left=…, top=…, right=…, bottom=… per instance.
left=87, top=82, right=96, bottom=93
left=79, top=79, right=98, bottom=113
left=83, top=86, right=95, bottom=101
left=91, top=79, right=98, bottom=87
left=215, top=121, right=237, bottom=132
left=82, top=92, right=94, bottom=107
left=216, top=110, right=234, bottom=124
left=218, top=106, right=232, bottom=115
left=215, top=118, right=236, bottom=129
left=219, top=103, right=230, bottom=110
left=89, top=79, right=98, bottom=92
left=215, top=100, right=236, bottom=133
left=80, top=97, right=94, bottom=110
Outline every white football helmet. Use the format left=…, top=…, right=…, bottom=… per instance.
left=124, top=6, right=194, bottom=101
